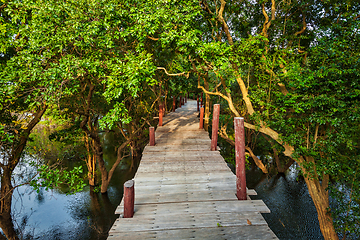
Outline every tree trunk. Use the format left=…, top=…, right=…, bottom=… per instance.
left=87, top=155, right=97, bottom=186
left=0, top=105, right=46, bottom=240
left=84, top=136, right=97, bottom=186
left=0, top=168, right=19, bottom=240
left=300, top=156, right=338, bottom=240
left=81, top=119, right=107, bottom=193
left=92, top=138, right=108, bottom=194
left=204, top=78, right=210, bottom=131
left=83, top=131, right=103, bottom=189
left=245, top=147, right=268, bottom=174
left=304, top=176, right=338, bottom=239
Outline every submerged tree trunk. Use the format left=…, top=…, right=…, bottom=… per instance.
left=0, top=168, right=19, bottom=240
left=306, top=177, right=338, bottom=239
left=300, top=156, right=338, bottom=240
left=81, top=120, right=105, bottom=191
left=0, top=105, right=46, bottom=239
left=89, top=132, right=108, bottom=194
left=84, top=136, right=97, bottom=186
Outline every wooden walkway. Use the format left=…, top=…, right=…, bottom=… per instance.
left=108, top=100, right=278, bottom=239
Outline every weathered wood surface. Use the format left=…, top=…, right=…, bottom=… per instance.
left=108, top=100, right=278, bottom=239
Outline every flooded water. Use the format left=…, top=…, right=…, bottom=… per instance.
left=246, top=165, right=324, bottom=239
left=5, top=130, right=325, bottom=240
left=12, top=166, right=136, bottom=240
left=8, top=132, right=138, bottom=240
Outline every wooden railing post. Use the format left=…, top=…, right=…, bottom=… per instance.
left=179, top=96, right=182, bottom=108
left=172, top=96, right=176, bottom=112
left=199, top=107, right=204, bottom=129
left=182, top=97, right=185, bottom=105
left=123, top=180, right=135, bottom=218
left=149, top=127, right=155, bottom=146
left=210, top=104, right=220, bottom=151
left=197, top=95, right=200, bottom=111
left=159, top=104, right=163, bottom=126
left=234, top=117, right=247, bottom=200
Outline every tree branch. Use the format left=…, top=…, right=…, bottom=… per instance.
left=157, top=67, right=189, bottom=77
left=218, top=0, right=233, bottom=45
left=147, top=36, right=159, bottom=41
left=245, top=146, right=268, bottom=174
left=218, top=125, right=268, bottom=173
left=314, top=123, right=319, bottom=146
left=294, top=12, right=307, bottom=36
left=261, top=0, right=276, bottom=37
left=200, top=0, right=213, bottom=15
left=108, top=120, right=148, bottom=181
left=197, top=84, right=229, bottom=101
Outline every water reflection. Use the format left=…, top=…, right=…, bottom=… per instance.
left=11, top=162, right=137, bottom=240
left=247, top=164, right=324, bottom=240
left=6, top=131, right=139, bottom=240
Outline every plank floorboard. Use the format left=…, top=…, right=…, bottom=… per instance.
left=108, top=226, right=278, bottom=240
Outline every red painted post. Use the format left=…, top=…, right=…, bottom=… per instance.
left=210, top=104, right=220, bottom=151
left=179, top=96, right=182, bottom=107
left=197, top=95, right=200, bottom=111
left=159, top=104, right=163, bottom=126
left=149, top=127, right=155, bottom=146
left=199, top=107, right=204, bottom=129
left=172, top=96, right=176, bottom=112
left=234, top=117, right=247, bottom=200
left=123, top=180, right=135, bottom=218
left=182, top=97, right=185, bottom=105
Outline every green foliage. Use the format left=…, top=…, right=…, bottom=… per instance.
left=1, top=0, right=360, bottom=238
left=29, top=163, right=86, bottom=195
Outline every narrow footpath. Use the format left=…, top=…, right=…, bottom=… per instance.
left=108, top=100, right=278, bottom=239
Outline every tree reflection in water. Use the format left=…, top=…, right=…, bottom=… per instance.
left=1, top=150, right=139, bottom=240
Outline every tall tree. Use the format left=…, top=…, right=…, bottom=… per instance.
left=189, top=0, right=360, bottom=238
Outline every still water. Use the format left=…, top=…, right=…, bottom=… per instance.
left=12, top=167, right=136, bottom=240
left=8, top=133, right=324, bottom=239
left=246, top=165, right=324, bottom=239
left=10, top=132, right=138, bottom=240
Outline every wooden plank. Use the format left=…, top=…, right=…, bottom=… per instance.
left=134, top=175, right=237, bottom=185
left=134, top=170, right=236, bottom=179
left=116, top=200, right=270, bottom=215
left=154, top=139, right=211, bottom=145
left=129, top=181, right=239, bottom=193
left=137, top=160, right=230, bottom=168
left=115, top=188, right=257, bottom=212
left=110, top=211, right=271, bottom=232
left=108, top=225, right=278, bottom=240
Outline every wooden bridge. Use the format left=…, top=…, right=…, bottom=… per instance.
left=108, top=100, right=278, bottom=239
